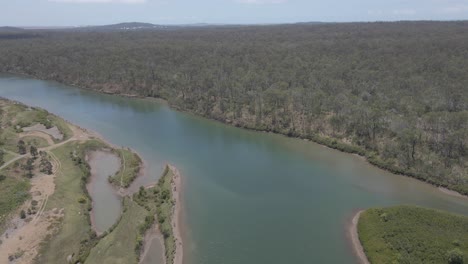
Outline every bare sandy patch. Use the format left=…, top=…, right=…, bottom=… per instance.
left=0, top=171, right=60, bottom=264
left=348, top=210, right=369, bottom=264
left=22, top=124, right=63, bottom=141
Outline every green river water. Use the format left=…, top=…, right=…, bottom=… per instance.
left=0, top=75, right=467, bottom=264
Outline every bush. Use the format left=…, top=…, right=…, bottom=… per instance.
left=78, top=197, right=87, bottom=204
left=20, top=210, right=26, bottom=219
left=447, top=248, right=464, bottom=264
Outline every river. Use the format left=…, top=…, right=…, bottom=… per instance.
left=0, top=74, right=467, bottom=264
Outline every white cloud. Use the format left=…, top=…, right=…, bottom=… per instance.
left=48, top=0, right=146, bottom=3
left=431, top=0, right=468, bottom=14
left=236, top=0, right=287, bottom=4
left=367, top=10, right=383, bottom=15
left=440, top=4, right=468, bottom=13
left=392, top=9, right=416, bottom=15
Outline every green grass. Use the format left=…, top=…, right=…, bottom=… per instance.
left=134, top=165, right=176, bottom=264
left=0, top=127, right=22, bottom=153
left=109, top=149, right=142, bottom=188
left=0, top=167, right=30, bottom=234
left=0, top=100, right=72, bottom=155
left=1, top=151, right=17, bottom=165
left=358, top=205, right=468, bottom=264
left=21, top=136, right=49, bottom=148
left=35, top=140, right=106, bottom=264
left=86, top=198, right=147, bottom=264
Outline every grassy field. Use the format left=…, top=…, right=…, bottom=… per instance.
left=0, top=101, right=71, bottom=154
left=0, top=161, right=30, bottom=234
left=86, top=198, right=147, bottom=264
left=358, top=205, right=468, bottom=264
left=1, top=151, right=17, bottom=165
left=134, top=165, right=176, bottom=264
left=21, top=136, right=50, bottom=148
left=0, top=99, right=156, bottom=263
left=109, top=148, right=142, bottom=188
left=34, top=137, right=150, bottom=263
left=35, top=140, right=107, bottom=264
left=88, top=165, right=176, bottom=264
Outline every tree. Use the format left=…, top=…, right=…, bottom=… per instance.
left=1, top=21, right=468, bottom=195
left=138, top=186, right=146, bottom=198
left=23, top=158, right=34, bottom=178
left=30, top=145, right=38, bottom=159
left=447, top=248, right=464, bottom=264
left=17, top=140, right=26, bottom=155
left=398, top=129, right=421, bottom=168
left=40, top=158, right=53, bottom=175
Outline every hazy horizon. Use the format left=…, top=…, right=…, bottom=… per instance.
left=2, top=0, right=468, bottom=27
left=3, top=19, right=468, bottom=28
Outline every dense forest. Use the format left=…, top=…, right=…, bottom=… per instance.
left=0, top=21, right=467, bottom=194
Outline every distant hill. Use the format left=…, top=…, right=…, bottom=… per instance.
left=73, top=22, right=171, bottom=32
left=0, top=26, right=25, bottom=32
left=72, top=22, right=264, bottom=32
left=0, top=26, right=42, bottom=40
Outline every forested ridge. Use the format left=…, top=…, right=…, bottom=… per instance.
left=0, top=21, right=467, bottom=194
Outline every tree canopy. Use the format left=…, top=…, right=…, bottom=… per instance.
left=0, top=21, right=467, bottom=193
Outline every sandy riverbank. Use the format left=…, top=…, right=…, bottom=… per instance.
left=438, top=187, right=467, bottom=199
left=349, top=210, right=370, bottom=264
left=169, top=165, right=184, bottom=264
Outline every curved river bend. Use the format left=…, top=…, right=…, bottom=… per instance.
left=1, top=75, right=467, bottom=264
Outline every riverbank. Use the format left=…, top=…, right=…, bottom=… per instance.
left=438, top=187, right=467, bottom=199
left=168, top=165, right=183, bottom=264
left=348, top=210, right=369, bottom=264
left=134, top=164, right=183, bottom=264
left=0, top=99, right=89, bottom=263
left=3, top=72, right=465, bottom=198
left=0, top=98, right=171, bottom=263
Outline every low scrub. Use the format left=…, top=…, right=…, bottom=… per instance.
left=358, top=205, right=468, bottom=264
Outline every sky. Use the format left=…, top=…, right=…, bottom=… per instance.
left=1, top=0, right=468, bottom=26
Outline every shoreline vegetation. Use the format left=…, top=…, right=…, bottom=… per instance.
left=3, top=72, right=466, bottom=199
left=134, top=164, right=183, bottom=264
left=108, top=148, right=143, bottom=189
left=0, top=98, right=183, bottom=264
left=353, top=206, right=468, bottom=264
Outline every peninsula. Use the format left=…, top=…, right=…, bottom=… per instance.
left=0, top=98, right=182, bottom=264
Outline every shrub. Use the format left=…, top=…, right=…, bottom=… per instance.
left=447, top=248, right=464, bottom=264
left=78, top=197, right=87, bottom=204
